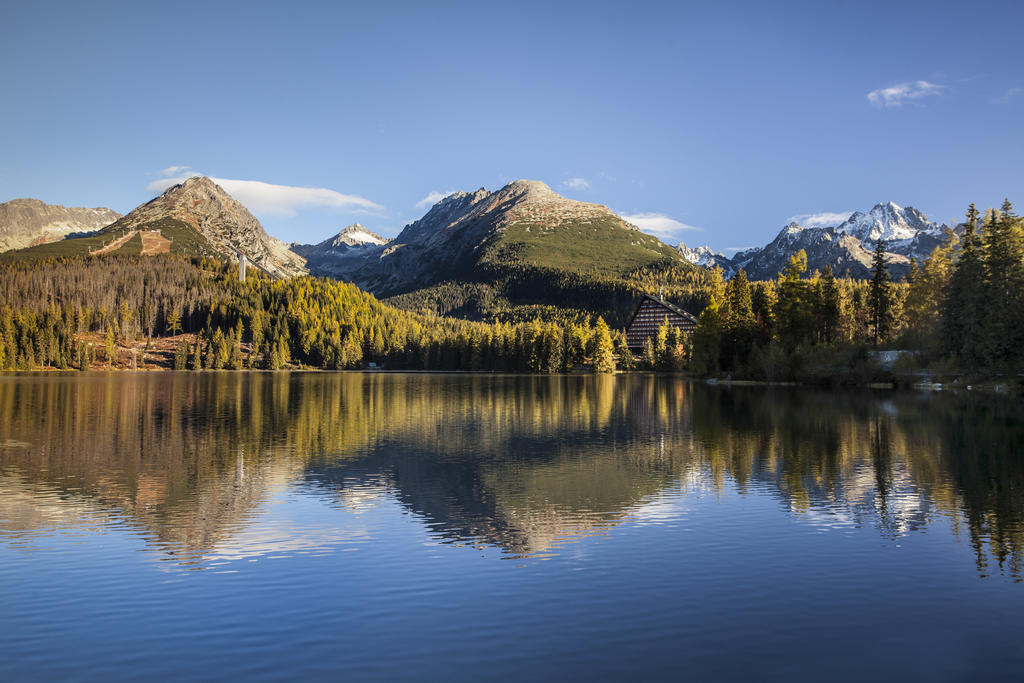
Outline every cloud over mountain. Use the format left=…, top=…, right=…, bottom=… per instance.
left=148, top=170, right=383, bottom=217
left=788, top=211, right=853, bottom=227
left=621, top=212, right=701, bottom=241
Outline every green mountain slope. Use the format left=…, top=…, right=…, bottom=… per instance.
left=307, top=180, right=705, bottom=323
left=0, top=217, right=219, bottom=263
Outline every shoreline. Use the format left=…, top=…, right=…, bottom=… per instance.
left=2, top=367, right=1019, bottom=394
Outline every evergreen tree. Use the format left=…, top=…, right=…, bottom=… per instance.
left=723, top=269, right=756, bottom=368
left=641, top=337, right=656, bottom=370
left=166, top=307, right=182, bottom=335
left=774, top=250, right=814, bottom=350
left=867, top=239, right=894, bottom=345
left=592, top=317, right=616, bottom=373
left=613, top=332, right=635, bottom=370
left=173, top=341, right=189, bottom=370
left=689, top=300, right=723, bottom=376
left=190, top=337, right=202, bottom=370
left=980, top=200, right=1024, bottom=367
left=815, top=266, right=841, bottom=344
left=944, top=205, right=985, bottom=364
left=654, top=318, right=670, bottom=370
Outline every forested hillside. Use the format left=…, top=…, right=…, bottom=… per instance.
left=0, top=254, right=623, bottom=374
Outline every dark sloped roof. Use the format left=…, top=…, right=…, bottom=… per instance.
left=627, top=294, right=699, bottom=327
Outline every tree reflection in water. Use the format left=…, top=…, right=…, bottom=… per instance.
left=0, top=373, right=1020, bottom=578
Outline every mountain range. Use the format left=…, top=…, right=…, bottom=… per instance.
left=2, top=179, right=954, bottom=299
left=677, top=202, right=948, bottom=280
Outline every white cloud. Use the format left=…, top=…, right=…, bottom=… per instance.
left=415, top=191, right=455, bottom=209
left=561, top=177, right=591, bottom=191
left=867, top=80, right=945, bottom=107
left=147, top=173, right=384, bottom=217
left=621, top=212, right=702, bottom=241
left=158, top=165, right=193, bottom=177
left=788, top=211, right=853, bottom=228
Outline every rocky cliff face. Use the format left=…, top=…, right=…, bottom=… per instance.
left=111, top=177, right=306, bottom=278
left=0, top=198, right=120, bottom=252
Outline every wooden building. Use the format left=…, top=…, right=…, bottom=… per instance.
left=625, top=294, right=698, bottom=352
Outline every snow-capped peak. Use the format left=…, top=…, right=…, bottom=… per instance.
left=836, top=202, right=940, bottom=243
left=333, top=223, right=387, bottom=247
left=677, top=242, right=726, bottom=268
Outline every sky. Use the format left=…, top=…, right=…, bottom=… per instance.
left=1, top=0, right=1022, bottom=252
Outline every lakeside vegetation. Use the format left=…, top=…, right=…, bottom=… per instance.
left=0, top=201, right=1019, bottom=383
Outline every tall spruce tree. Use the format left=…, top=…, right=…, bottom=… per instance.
left=723, top=269, right=756, bottom=368
left=868, top=239, right=894, bottom=345
left=592, top=317, right=616, bottom=374
left=816, top=266, right=841, bottom=344
left=944, top=204, right=985, bottom=364
left=774, top=250, right=814, bottom=349
left=980, top=200, right=1024, bottom=367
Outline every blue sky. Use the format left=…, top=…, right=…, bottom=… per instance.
left=1, top=0, right=1021, bottom=251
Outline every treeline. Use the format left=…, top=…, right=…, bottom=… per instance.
left=688, top=200, right=1023, bottom=380
left=0, top=253, right=624, bottom=373
left=197, top=276, right=621, bottom=373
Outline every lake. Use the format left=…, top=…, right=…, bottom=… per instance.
left=1, top=372, right=1022, bottom=681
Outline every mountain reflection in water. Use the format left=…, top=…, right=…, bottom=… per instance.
left=0, top=373, right=1022, bottom=578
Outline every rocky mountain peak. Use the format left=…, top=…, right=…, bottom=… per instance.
left=501, top=179, right=556, bottom=199
left=837, top=201, right=939, bottom=243
left=677, top=242, right=729, bottom=270
left=332, top=223, right=388, bottom=247
left=484, top=179, right=627, bottom=230
left=115, top=176, right=307, bottom=278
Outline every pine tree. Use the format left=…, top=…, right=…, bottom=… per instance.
left=104, top=328, right=117, bottom=368
left=641, top=337, right=656, bottom=370
left=166, top=307, right=182, bottom=335
left=613, top=332, right=635, bottom=370
left=944, top=205, right=984, bottom=364
left=867, top=239, right=894, bottom=345
left=689, top=300, right=723, bottom=376
left=980, top=200, right=1024, bottom=367
left=723, top=269, right=756, bottom=367
left=775, top=250, right=813, bottom=349
left=654, top=318, right=670, bottom=369
left=190, top=337, right=202, bottom=370
left=592, top=317, right=616, bottom=373
left=816, top=266, right=841, bottom=344
left=173, top=341, right=189, bottom=370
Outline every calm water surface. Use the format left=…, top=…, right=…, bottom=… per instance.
left=1, top=373, right=1023, bottom=681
